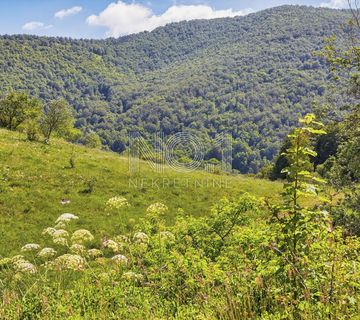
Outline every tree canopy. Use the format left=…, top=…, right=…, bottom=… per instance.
left=0, top=5, right=353, bottom=172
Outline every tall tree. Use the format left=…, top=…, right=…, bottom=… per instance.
left=40, top=99, right=74, bottom=144
left=318, top=1, right=360, bottom=235
left=0, top=92, right=41, bottom=131
left=321, top=1, right=360, bottom=186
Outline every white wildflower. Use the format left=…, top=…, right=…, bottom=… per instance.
left=37, top=248, right=57, bottom=259
left=42, top=227, right=56, bottom=236
left=52, top=229, right=69, bottom=239
left=106, top=196, right=130, bottom=211
left=111, top=254, right=128, bottom=265
left=87, top=249, right=103, bottom=259
left=71, top=229, right=94, bottom=244
left=102, top=239, right=120, bottom=252
left=54, top=254, right=86, bottom=271
left=13, top=257, right=37, bottom=274
left=17, top=261, right=37, bottom=274
left=133, top=232, right=149, bottom=244
left=54, top=222, right=67, bottom=229
left=53, top=237, right=68, bottom=247
left=70, top=244, right=86, bottom=255
left=55, top=213, right=79, bottom=224
left=21, top=243, right=41, bottom=252
left=146, top=202, right=168, bottom=216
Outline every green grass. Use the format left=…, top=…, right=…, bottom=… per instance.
left=0, top=129, right=282, bottom=256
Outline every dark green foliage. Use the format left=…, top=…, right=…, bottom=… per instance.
left=332, top=186, right=360, bottom=236
left=0, top=6, right=352, bottom=172
left=269, top=138, right=291, bottom=180
left=110, top=138, right=125, bottom=153
left=270, top=123, right=341, bottom=180
left=313, top=124, right=340, bottom=166
left=308, top=10, right=359, bottom=237
left=329, top=108, right=360, bottom=187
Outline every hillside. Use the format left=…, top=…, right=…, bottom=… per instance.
left=0, top=129, right=282, bottom=256
left=0, top=5, right=351, bottom=173
left=1, top=115, right=359, bottom=319
left=1, top=3, right=359, bottom=318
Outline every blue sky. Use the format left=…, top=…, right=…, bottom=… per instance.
left=0, top=0, right=349, bottom=38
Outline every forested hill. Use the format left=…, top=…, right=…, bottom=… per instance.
left=0, top=5, right=351, bottom=173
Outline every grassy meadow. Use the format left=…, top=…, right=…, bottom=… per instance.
left=0, top=117, right=359, bottom=319
left=0, top=129, right=282, bottom=257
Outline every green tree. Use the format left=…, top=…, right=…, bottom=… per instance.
left=0, top=91, right=41, bottom=131
left=84, top=132, right=102, bottom=149
left=317, top=4, right=360, bottom=235
left=40, top=99, right=74, bottom=144
left=320, top=3, right=359, bottom=182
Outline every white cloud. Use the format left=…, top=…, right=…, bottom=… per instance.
left=87, top=1, right=253, bottom=37
left=320, top=0, right=349, bottom=9
left=22, top=21, right=53, bottom=31
left=55, top=6, right=82, bottom=19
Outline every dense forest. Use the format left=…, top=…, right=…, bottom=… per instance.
left=0, top=5, right=352, bottom=173
left=1, top=3, right=360, bottom=318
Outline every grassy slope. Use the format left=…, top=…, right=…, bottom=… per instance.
left=0, top=129, right=282, bottom=256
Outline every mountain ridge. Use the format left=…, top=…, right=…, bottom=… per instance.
left=0, top=5, right=351, bottom=172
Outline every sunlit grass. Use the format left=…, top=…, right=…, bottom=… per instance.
left=0, top=129, right=282, bottom=256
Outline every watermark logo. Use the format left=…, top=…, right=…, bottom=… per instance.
left=128, top=132, right=232, bottom=174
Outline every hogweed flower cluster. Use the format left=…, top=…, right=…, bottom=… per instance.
left=53, top=237, right=68, bottom=247
left=21, top=243, right=41, bottom=252
left=2, top=204, right=174, bottom=281
left=111, top=254, right=128, bottom=265
left=37, top=248, right=57, bottom=259
left=113, top=235, right=130, bottom=244
left=56, top=213, right=79, bottom=224
left=42, top=227, right=56, bottom=236
left=53, top=229, right=69, bottom=238
left=105, top=196, right=130, bottom=211
left=54, top=254, right=86, bottom=271
left=146, top=203, right=168, bottom=216
left=102, top=239, right=120, bottom=252
left=71, top=229, right=94, bottom=244
left=12, top=256, right=37, bottom=274
left=70, top=244, right=86, bottom=255
left=51, top=229, right=69, bottom=247
left=133, top=232, right=149, bottom=244
left=87, top=249, right=103, bottom=259
left=54, top=213, right=79, bottom=229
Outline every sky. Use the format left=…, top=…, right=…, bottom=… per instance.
left=0, top=0, right=351, bottom=39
